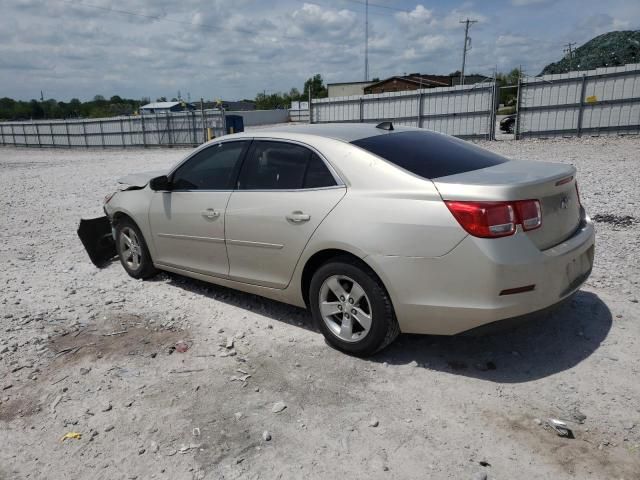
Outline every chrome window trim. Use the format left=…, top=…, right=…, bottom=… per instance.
left=165, top=185, right=345, bottom=194
left=163, top=136, right=347, bottom=193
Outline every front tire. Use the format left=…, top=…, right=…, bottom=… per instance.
left=309, top=257, right=399, bottom=357
left=114, top=218, right=158, bottom=279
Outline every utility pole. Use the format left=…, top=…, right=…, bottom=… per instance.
left=563, top=42, right=576, bottom=72
left=364, top=0, right=369, bottom=81
left=459, top=18, right=477, bottom=86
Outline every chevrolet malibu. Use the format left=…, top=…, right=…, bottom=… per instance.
left=88, top=123, right=595, bottom=356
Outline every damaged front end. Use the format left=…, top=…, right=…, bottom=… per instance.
left=78, top=170, right=164, bottom=268
left=77, top=216, right=117, bottom=268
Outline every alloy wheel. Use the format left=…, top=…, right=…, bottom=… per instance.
left=318, top=275, right=373, bottom=342
left=119, top=226, right=142, bottom=271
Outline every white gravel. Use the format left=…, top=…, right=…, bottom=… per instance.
left=1, top=137, right=639, bottom=480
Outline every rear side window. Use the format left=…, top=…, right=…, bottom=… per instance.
left=237, top=141, right=337, bottom=190
left=351, top=130, right=508, bottom=179
left=305, top=153, right=337, bottom=188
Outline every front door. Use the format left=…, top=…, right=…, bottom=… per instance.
left=225, top=140, right=346, bottom=288
left=149, top=140, right=249, bottom=277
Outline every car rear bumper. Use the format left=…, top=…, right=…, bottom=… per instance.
left=367, top=218, right=595, bottom=335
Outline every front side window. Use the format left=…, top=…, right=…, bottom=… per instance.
left=237, top=141, right=336, bottom=190
left=171, top=141, right=247, bottom=190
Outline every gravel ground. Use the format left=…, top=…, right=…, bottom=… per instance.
left=1, top=136, right=639, bottom=480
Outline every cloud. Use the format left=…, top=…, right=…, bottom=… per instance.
left=0, top=0, right=637, bottom=101
left=395, top=5, right=434, bottom=25
left=511, top=0, right=552, bottom=6
left=496, top=34, right=530, bottom=47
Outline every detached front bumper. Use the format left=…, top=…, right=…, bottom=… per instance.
left=77, top=216, right=117, bottom=267
left=368, top=218, right=595, bottom=335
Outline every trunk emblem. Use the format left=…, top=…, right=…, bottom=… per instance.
left=560, top=195, right=570, bottom=209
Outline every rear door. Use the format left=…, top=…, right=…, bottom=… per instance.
left=149, top=140, right=249, bottom=276
left=225, top=140, right=346, bottom=288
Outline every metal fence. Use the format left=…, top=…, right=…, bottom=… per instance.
left=289, top=108, right=310, bottom=123
left=309, top=82, right=497, bottom=140
left=516, top=63, right=640, bottom=138
left=0, top=110, right=227, bottom=148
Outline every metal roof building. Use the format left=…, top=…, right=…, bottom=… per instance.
left=140, top=101, right=193, bottom=114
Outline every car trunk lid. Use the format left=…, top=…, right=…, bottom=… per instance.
left=433, top=159, right=582, bottom=250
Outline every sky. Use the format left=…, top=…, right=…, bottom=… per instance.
left=1, top=0, right=639, bottom=102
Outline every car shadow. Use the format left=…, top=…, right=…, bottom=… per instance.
left=155, top=272, right=611, bottom=383
left=372, top=290, right=612, bottom=383
left=156, top=272, right=315, bottom=332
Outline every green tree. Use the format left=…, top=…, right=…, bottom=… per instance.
left=303, top=74, right=328, bottom=99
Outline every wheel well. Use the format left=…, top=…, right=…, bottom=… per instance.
left=301, top=249, right=372, bottom=307
left=112, top=211, right=134, bottom=227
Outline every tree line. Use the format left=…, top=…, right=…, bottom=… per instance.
left=1, top=71, right=521, bottom=120
left=0, top=95, right=149, bottom=121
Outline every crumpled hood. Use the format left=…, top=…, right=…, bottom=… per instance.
left=117, top=170, right=166, bottom=187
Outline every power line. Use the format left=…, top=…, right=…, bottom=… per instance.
left=58, top=0, right=221, bottom=30
left=293, top=0, right=397, bottom=16
left=341, top=0, right=411, bottom=13
left=459, top=18, right=478, bottom=86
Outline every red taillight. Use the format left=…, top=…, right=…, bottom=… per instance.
left=514, top=200, right=541, bottom=231
left=445, top=201, right=516, bottom=238
left=445, top=199, right=541, bottom=238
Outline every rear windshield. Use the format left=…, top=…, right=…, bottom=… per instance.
left=350, top=130, right=508, bottom=179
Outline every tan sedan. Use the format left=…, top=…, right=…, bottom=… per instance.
left=93, top=123, right=595, bottom=356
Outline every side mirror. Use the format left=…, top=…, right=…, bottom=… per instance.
left=149, top=175, right=171, bottom=191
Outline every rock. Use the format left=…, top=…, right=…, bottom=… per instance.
left=104, top=425, right=115, bottom=432
left=262, top=431, right=272, bottom=441
left=150, top=441, right=160, bottom=453
left=226, top=337, right=234, bottom=349
left=234, top=412, right=243, bottom=420
left=368, top=418, right=379, bottom=428
left=533, top=418, right=542, bottom=425
left=50, top=395, right=63, bottom=413
left=138, top=448, right=146, bottom=455
left=101, top=403, right=112, bottom=412
left=271, top=402, right=287, bottom=413
left=571, top=409, right=587, bottom=424
left=471, top=473, right=487, bottom=480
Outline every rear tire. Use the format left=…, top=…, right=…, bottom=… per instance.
left=309, top=257, right=399, bottom=357
left=114, top=218, right=158, bottom=280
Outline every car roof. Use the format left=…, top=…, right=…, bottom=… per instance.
left=238, top=123, right=418, bottom=143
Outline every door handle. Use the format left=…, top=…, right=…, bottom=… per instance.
left=201, top=209, right=220, bottom=219
left=286, top=211, right=311, bottom=223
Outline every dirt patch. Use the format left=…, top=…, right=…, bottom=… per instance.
left=49, top=321, right=186, bottom=367
left=499, top=413, right=640, bottom=478
left=1, top=315, right=185, bottom=423
left=592, top=213, right=637, bottom=228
